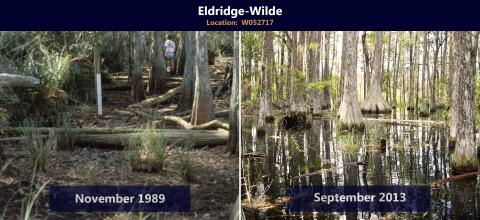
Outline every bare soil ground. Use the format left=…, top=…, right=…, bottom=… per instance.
left=0, top=60, right=238, bottom=219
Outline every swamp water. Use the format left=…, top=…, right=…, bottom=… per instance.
left=241, top=110, right=480, bottom=220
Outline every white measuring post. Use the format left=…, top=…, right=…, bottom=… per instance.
left=96, top=73, right=103, bottom=116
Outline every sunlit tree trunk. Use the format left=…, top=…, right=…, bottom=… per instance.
left=178, top=32, right=195, bottom=111
left=131, top=32, right=146, bottom=102
left=430, top=31, right=440, bottom=112
left=420, top=32, right=429, bottom=115
left=407, top=32, right=415, bottom=111
left=289, top=31, right=307, bottom=115
left=361, top=31, right=391, bottom=113
left=191, top=31, right=215, bottom=125
left=148, top=31, right=166, bottom=94
left=339, top=32, right=363, bottom=127
left=450, top=31, right=477, bottom=173
left=322, top=32, right=332, bottom=110
left=258, top=31, right=274, bottom=131
left=309, top=31, right=322, bottom=115
left=226, top=31, right=239, bottom=155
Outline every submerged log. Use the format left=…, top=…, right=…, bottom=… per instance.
left=364, top=118, right=445, bottom=126
left=430, top=171, right=479, bottom=185
left=0, top=73, right=40, bottom=87
left=129, top=86, right=181, bottom=108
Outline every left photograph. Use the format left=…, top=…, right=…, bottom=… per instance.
left=0, top=31, right=239, bottom=219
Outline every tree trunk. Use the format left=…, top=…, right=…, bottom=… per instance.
left=393, top=32, right=401, bottom=107
left=322, top=32, right=332, bottom=110
left=420, top=32, right=429, bottom=116
left=310, top=31, right=322, bottom=115
left=131, top=32, right=146, bottom=102
left=191, top=31, right=215, bottom=125
left=177, top=32, right=196, bottom=111
left=407, top=32, right=415, bottom=110
left=148, top=32, right=167, bottom=94
left=362, top=32, right=371, bottom=100
left=289, top=31, right=307, bottom=115
left=258, top=32, right=274, bottom=130
left=430, top=32, right=440, bottom=112
left=339, top=32, right=363, bottom=127
left=226, top=31, right=240, bottom=155
left=450, top=31, right=477, bottom=173
left=361, top=31, right=391, bottom=113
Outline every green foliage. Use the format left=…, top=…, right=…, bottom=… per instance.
left=207, top=31, right=234, bottom=56
left=0, top=107, right=8, bottom=117
left=307, top=80, right=332, bottom=91
left=127, top=123, right=167, bottom=172
left=20, top=45, right=71, bottom=92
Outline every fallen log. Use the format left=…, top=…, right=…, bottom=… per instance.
left=103, top=81, right=181, bottom=92
left=2, top=127, right=140, bottom=135
left=179, top=109, right=229, bottom=121
left=74, top=129, right=228, bottom=149
left=129, top=86, right=181, bottom=108
left=0, top=73, right=40, bottom=87
left=364, top=118, right=445, bottom=126
left=156, top=116, right=229, bottom=130
left=430, top=172, right=479, bottom=186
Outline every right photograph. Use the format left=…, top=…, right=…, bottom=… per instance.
left=241, top=31, right=480, bottom=219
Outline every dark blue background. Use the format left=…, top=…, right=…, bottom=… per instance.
left=49, top=185, right=190, bottom=212
left=0, top=0, right=479, bottom=30
left=289, top=185, right=431, bottom=212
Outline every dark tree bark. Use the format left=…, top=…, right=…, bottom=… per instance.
left=148, top=31, right=167, bottom=94
left=191, top=31, right=215, bottom=125
left=226, top=31, right=240, bottom=155
left=175, top=32, right=186, bottom=76
left=362, top=32, right=371, bottom=100
left=339, top=32, right=363, bottom=126
left=131, top=32, right=146, bottom=102
left=177, top=32, right=196, bottom=111
left=450, top=31, right=477, bottom=173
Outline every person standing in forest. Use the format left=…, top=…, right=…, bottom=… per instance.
left=164, top=34, right=176, bottom=74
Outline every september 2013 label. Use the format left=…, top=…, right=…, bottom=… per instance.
left=49, top=185, right=190, bottom=212
left=289, top=185, right=430, bottom=212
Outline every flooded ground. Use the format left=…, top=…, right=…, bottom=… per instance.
left=241, top=109, right=480, bottom=219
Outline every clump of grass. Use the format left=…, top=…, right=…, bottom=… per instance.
left=20, top=165, right=49, bottom=220
left=127, top=123, right=167, bottom=172
left=175, top=142, right=194, bottom=182
left=20, top=121, right=49, bottom=172
left=79, top=104, right=90, bottom=122
left=336, top=132, right=361, bottom=155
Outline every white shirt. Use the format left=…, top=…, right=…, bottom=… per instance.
left=164, top=39, right=175, bottom=53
